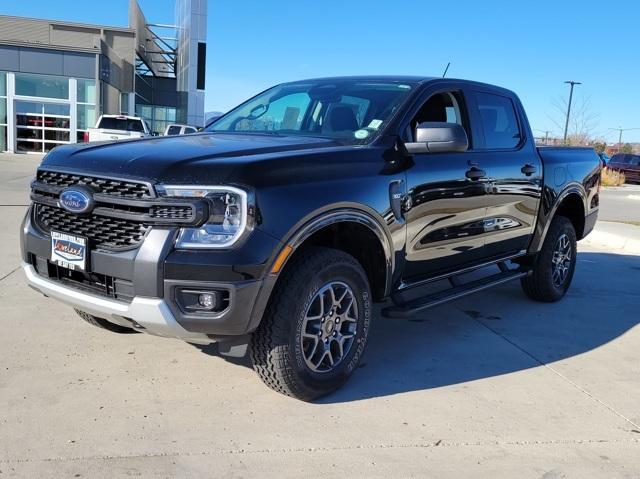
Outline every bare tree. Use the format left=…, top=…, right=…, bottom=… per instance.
left=548, top=94, right=600, bottom=146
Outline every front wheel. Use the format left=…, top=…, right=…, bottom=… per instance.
left=250, top=247, right=372, bottom=401
left=521, top=216, right=577, bottom=302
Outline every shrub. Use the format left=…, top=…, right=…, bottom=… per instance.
left=601, top=167, right=626, bottom=187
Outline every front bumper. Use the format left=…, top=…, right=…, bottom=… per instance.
left=23, top=262, right=212, bottom=344
left=21, top=207, right=281, bottom=342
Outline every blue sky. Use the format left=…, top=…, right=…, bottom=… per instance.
left=3, top=0, right=639, bottom=142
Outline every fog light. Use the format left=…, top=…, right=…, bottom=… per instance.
left=198, top=293, right=217, bottom=310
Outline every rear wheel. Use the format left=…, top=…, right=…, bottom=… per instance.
left=521, top=216, right=577, bottom=302
left=250, top=247, right=372, bottom=401
left=75, top=309, right=139, bottom=334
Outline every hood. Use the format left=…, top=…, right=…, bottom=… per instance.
left=41, top=133, right=342, bottom=184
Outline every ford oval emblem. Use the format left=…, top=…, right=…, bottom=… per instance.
left=59, top=188, right=94, bottom=214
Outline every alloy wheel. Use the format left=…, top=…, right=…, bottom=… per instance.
left=551, top=233, right=572, bottom=287
left=300, top=281, right=358, bottom=373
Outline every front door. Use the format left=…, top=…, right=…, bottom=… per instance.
left=402, top=89, right=490, bottom=282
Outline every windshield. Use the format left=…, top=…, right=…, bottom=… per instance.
left=206, top=80, right=415, bottom=144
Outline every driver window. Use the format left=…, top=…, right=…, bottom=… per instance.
left=408, top=92, right=465, bottom=141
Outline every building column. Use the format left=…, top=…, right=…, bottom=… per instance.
left=128, top=93, right=135, bottom=117
left=6, top=73, right=15, bottom=154
left=69, top=78, right=78, bottom=144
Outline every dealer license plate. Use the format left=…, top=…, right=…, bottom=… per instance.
left=50, top=231, right=87, bottom=272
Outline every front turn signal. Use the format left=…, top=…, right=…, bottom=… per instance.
left=271, top=245, right=293, bottom=274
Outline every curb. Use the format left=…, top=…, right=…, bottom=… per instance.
left=582, top=224, right=640, bottom=255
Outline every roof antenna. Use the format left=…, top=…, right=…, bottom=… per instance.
left=442, top=62, right=450, bottom=77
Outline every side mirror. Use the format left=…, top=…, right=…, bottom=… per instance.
left=404, top=122, right=468, bottom=154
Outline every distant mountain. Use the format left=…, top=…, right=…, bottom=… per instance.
left=205, top=111, right=224, bottom=122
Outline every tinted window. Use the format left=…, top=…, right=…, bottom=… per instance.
left=475, top=92, right=521, bottom=149
left=185, top=127, right=197, bottom=134
left=97, top=117, right=144, bottom=132
left=611, top=154, right=640, bottom=165
left=408, top=91, right=466, bottom=143
left=167, top=125, right=181, bottom=135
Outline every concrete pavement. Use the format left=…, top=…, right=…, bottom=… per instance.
left=1, top=153, right=639, bottom=478
left=599, top=185, right=640, bottom=224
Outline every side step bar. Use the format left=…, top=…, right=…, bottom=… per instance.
left=382, top=268, right=529, bottom=319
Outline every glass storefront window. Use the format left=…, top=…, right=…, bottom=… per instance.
left=15, top=73, right=69, bottom=100
left=77, top=104, right=96, bottom=130
left=0, top=126, right=6, bottom=152
left=44, top=103, right=71, bottom=116
left=0, top=72, right=6, bottom=96
left=77, top=79, right=96, bottom=104
left=0, top=98, right=6, bottom=124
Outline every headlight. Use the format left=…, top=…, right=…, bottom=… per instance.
left=156, top=185, right=249, bottom=248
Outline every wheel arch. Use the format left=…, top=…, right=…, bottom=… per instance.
left=530, top=184, right=587, bottom=253
left=284, top=208, right=394, bottom=300
left=245, top=206, right=395, bottom=334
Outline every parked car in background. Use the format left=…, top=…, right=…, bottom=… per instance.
left=609, top=153, right=640, bottom=183
left=163, top=124, right=198, bottom=136
left=84, top=115, right=152, bottom=143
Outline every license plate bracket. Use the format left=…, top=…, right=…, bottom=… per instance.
left=50, top=231, right=88, bottom=272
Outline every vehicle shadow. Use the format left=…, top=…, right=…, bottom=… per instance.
left=321, top=251, right=640, bottom=403
left=195, top=251, right=639, bottom=403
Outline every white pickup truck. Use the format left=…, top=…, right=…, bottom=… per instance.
left=84, top=115, right=152, bottom=143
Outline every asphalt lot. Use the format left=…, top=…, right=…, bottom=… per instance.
left=1, top=153, right=639, bottom=478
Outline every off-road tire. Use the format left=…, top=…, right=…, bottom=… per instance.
left=521, top=216, right=577, bottom=302
left=250, top=247, right=372, bottom=401
left=75, top=309, right=139, bottom=334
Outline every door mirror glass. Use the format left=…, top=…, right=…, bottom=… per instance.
left=405, top=122, right=468, bottom=154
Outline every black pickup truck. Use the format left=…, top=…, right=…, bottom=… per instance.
left=21, top=76, right=601, bottom=400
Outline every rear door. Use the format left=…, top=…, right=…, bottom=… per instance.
left=468, top=89, right=542, bottom=257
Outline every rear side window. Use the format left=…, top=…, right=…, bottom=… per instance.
left=167, top=126, right=181, bottom=135
left=475, top=92, right=521, bottom=149
left=185, top=127, right=197, bottom=134
left=98, top=117, right=144, bottom=132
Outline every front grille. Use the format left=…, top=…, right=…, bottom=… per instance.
left=37, top=170, right=152, bottom=199
left=35, top=204, right=150, bottom=250
left=150, top=205, right=193, bottom=220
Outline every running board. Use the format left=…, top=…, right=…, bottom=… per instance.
left=382, top=269, right=529, bottom=319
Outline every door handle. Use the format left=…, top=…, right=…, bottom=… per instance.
left=465, top=167, right=486, bottom=180
left=521, top=164, right=537, bottom=176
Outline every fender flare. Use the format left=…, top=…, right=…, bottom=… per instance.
left=245, top=207, right=396, bottom=333
left=285, top=207, right=395, bottom=295
left=530, top=183, right=587, bottom=252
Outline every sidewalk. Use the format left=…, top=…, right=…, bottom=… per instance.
left=583, top=221, right=640, bottom=255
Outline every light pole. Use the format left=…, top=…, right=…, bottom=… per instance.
left=609, top=127, right=640, bottom=152
left=533, top=129, right=551, bottom=145
left=563, top=81, right=581, bottom=143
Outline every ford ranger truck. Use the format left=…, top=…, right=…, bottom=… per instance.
left=21, top=77, right=601, bottom=401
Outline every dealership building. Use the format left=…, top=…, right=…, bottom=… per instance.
left=0, top=0, right=207, bottom=154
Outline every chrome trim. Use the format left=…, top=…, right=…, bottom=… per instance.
left=22, top=262, right=212, bottom=345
